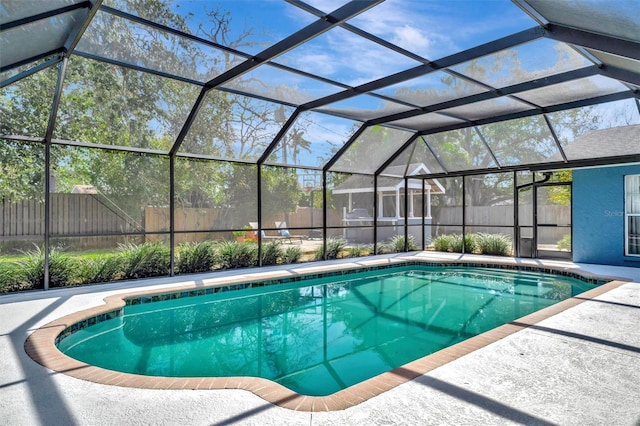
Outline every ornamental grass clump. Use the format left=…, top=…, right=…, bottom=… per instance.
left=432, top=234, right=454, bottom=252
left=432, top=234, right=476, bottom=253
left=118, top=242, right=170, bottom=279
left=261, top=240, right=283, bottom=266
left=0, top=262, right=27, bottom=293
left=14, top=246, right=77, bottom=288
left=176, top=241, right=218, bottom=274
left=313, top=238, right=346, bottom=260
left=389, top=234, right=418, bottom=252
left=450, top=234, right=477, bottom=253
left=218, top=241, right=258, bottom=269
left=282, top=246, right=302, bottom=264
left=78, top=255, right=123, bottom=284
left=557, top=234, right=571, bottom=251
left=475, top=233, right=512, bottom=256
left=346, top=244, right=369, bottom=258
left=375, top=243, right=392, bottom=254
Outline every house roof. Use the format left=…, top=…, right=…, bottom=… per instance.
left=334, top=164, right=445, bottom=194
left=71, top=185, right=98, bottom=194
left=553, top=125, right=640, bottom=161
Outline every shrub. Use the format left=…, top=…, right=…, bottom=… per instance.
left=78, top=255, right=123, bottom=284
left=314, top=238, right=346, bottom=260
left=118, top=242, right=170, bottom=279
left=313, top=244, right=324, bottom=261
left=218, top=241, right=258, bottom=269
left=433, top=234, right=476, bottom=253
left=375, top=243, right=392, bottom=254
left=176, top=241, right=217, bottom=274
left=281, top=246, right=302, bottom=264
left=557, top=234, right=571, bottom=251
left=0, top=262, right=27, bottom=293
left=388, top=234, right=418, bottom=253
left=261, top=241, right=283, bottom=266
left=449, top=234, right=477, bottom=253
left=475, top=233, right=512, bottom=256
left=15, top=246, right=77, bottom=288
left=433, top=234, right=453, bottom=252
left=347, top=244, right=365, bottom=258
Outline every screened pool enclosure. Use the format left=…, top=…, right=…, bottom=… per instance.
left=1, top=0, right=639, bottom=290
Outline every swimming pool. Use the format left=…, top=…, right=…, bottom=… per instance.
left=55, top=263, right=599, bottom=396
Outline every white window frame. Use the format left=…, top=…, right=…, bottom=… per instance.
left=625, top=174, right=640, bottom=257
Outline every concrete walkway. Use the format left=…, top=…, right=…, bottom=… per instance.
left=1, top=253, right=639, bottom=425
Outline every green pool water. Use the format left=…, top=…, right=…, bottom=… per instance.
left=57, top=265, right=596, bottom=396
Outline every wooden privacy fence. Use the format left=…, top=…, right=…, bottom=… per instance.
left=144, top=206, right=341, bottom=244
left=144, top=207, right=221, bottom=244
left=2, top=197, right=569, bottom=250
left=434, top=205, right=571, bottom=227
left=434, top=205, right=571, bottom=243
left=282, top=207, right=342, bottom=228
left=1, top=198, right=341, bottom=250
left=1, top=194, right=143, bottom=250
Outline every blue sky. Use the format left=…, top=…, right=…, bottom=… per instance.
left=89, top=2, right=610, bottom=119
left=92, top=0, right=616, bottom=167
left=98, top=0, right=578, bottom=92
left=160, top=0, right=538, bottom=81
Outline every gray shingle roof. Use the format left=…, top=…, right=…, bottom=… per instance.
left=555, top=124, right=640, bottom=161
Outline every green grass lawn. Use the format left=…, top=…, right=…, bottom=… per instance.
left=0, top=248, right=118, bottom=263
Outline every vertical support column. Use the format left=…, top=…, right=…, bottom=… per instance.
left=462, top=176, right=467, bottom=254
left=169, top=155, right=175, bottom=275
left=569, top=181, right=573, bottom=255
left=44, top=139, right=51, bottom=290
left=43, top=57, right=69, bottom=290
left=322, top=171, right=327, bottom=261
left=257, top=165, right=263, bottom=266
left=373, top=176, right=378, bottom=254
left=421, top=179, right=426, bottom=251
left=532, top=174, right=538, bottom=259
left=513, top=171, right=519, bottom=257
left=404, top=177, right=409, bottom=251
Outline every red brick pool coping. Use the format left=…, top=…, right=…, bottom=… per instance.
left=24, top=260, right=629, bottom=412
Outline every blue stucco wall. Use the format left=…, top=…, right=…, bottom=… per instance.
left=573, top=164, right=640, bottom=266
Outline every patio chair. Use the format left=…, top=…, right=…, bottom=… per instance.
left=275, top=221, right=305, bottom=244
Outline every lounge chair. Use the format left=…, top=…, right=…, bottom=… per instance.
left=248, top=221, right=302, bottom=244
left=275, top=221, right=305, bottom=244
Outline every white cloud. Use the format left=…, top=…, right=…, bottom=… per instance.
left=288, top=51, right=337, bottom=76
left=392, top=25, right=431, bottom=53
left=345, top=0, right=446, bottom=58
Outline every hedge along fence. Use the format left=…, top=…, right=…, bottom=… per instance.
left=432, top=233, right=513, bottom=256
left=0, top=241, right=305, bottom=293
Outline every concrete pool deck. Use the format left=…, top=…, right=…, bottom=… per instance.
left=1, top=252, right=639, bottom=425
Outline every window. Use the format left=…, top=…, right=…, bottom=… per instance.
left=625, top=175, right=640, bottom=256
